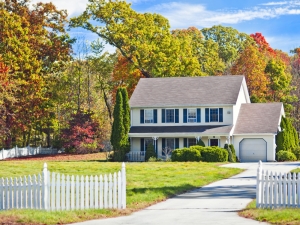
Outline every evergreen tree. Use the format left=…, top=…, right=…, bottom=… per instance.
left=145, top=142, right=156, bottom=161
left=196, top=139, right=205, bottom=147
left=276, top=116, right=299, bottom=152
left=110, top=90, right=125, bottom=151
left=120, top=88, right=130, bottom=135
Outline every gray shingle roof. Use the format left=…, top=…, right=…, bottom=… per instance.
left=234, top=103, right=283, bottom=134
left=130, top=75, right=245, bottom=107
left=129, top=125, right=233, bottom=135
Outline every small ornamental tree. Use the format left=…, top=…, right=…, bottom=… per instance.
left=62, top=111, right=101, bottom=154
left=196, top=139, right=205, bottom=147
left=276, top=116, right=299, bottom=152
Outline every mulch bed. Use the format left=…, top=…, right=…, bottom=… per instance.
left=3, top=152, right=107, bottom=161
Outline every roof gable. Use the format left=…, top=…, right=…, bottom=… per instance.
left=234, top=103, right=284, bottom=134
left=130, top=75, right=246, bottom=107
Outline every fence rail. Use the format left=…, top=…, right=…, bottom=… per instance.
left=256, top=160, right=300, bottom=208
left=0, top=146, right=59, bottom=160
left=126, top=151, right=145, bottom=162
left=0, top=163, right=126, bottom=211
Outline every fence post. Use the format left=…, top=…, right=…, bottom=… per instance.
left=42, top=163, right=49, bottom=211
left=121, top=162, right=126, bottom=209
left=15, top=146, right=17, bottom=158
left=256, top=160, right=262, bottom=208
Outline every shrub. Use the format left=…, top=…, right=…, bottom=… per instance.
left=196, top=139, right=205, bottom=147
left=277, top=150, right=297, bottom=162
left=145, top=143, right=156, bottom=161
left=229, top=144, right=237, bottom=162
left=171, top=148, right=201, bottom=162
left=201, top=147, right=228, bottom=162
left=224, top=144, right=233, bottom=162
left=148, top=156, right=157, bottom=162
left=292, top=147, right=300, bottom=160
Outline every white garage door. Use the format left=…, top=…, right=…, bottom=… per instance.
left=239, top=138, right=267, bottom=162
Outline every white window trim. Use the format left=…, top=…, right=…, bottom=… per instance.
left=187, top=108, right=197, bottom=123
left=144, top=109, right=154, bottom=123
left=165, top=109, right=175, bottom=123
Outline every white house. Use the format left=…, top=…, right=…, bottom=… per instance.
left=128, top=75, right=284, bottom=162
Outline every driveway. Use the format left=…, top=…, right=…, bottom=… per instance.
left=70, top=162, right=300, bottom=225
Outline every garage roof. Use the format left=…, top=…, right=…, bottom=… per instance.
left=234, top=103, right=283, bottom=134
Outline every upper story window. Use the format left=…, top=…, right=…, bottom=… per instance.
left=205, top=108, right=223, bottom=123
left=162, top=109, right=179, bottom=123
left=140, top=109, right=157, bottom=124
left=144, top=109, right=153, bottom=123
left=183, top=108, right=201, bottom=123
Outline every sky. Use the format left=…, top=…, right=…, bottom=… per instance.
left=31, top=0, right=300, bottom=54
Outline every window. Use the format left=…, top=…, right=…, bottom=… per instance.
left=188, top=138, right=196, bottom=147
left=205, top=108, right=223, bottom=123
left=188, top=109, right=196, bottom=123
left=210, top=139, right=219, bottom=147
left=166, top=109, right=175, bottom=123
left=210, top=108, right=219, bottom=122
left=144, top=110, right=153, bottom=123
left=140, top=109, right=157, bottom=123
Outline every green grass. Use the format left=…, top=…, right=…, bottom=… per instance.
left=239, top=200, right=300, bottom=225
left=0, top=161, right=242, bottom=224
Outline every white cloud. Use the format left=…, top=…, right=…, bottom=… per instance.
left=30, top=0, right=88, bottom=16
left=146, top=1, right=300, bottom=28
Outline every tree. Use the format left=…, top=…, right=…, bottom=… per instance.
left=70, top=0, right=201, bottom=78
left=145, top=142, right=156, bottom=161
left=61, top=111, right=101, bottom=154
left=276, top=116, right=299, bottom=152
left=250, top=33, right=276, bottom=58
left=231, top=45, right=269, bottom=102
left=110, top=90, right=125, bottom=153
left=120, top=88, right=130, bottom=136
left=201, top=25, right=252, bottom=72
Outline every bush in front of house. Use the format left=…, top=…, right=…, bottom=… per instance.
left=145, top=143, right=156, bottom=161
left=292, top=147, right=300, bottom=160
left=171, top=148, right=201, bottom=162
left=229, top=144, right=237, bottom=162
left=201, top=147, right=228, bottom=162
left=277, top=150, right=297, bottom=161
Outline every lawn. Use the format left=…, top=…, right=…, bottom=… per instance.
left=0, top=156, right=242, bottom=224
left=239, top=167, right=300, bottom=225
left=239, top=200, right=300, bottom=225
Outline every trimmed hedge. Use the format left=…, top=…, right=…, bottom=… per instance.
left=171, top=148, right=201, bottom=162
left=171, top=145, right=228, bottom=162
left=276, top=150, right=297, bottom=161
left=201, top=147, right=228, bottom=162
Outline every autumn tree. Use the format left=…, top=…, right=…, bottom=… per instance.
left=231, top=45, right=269, bottom=102
left=70, top=0, right=201, bottom=78
left=201, top=25, right=252, bottom=73
left=250, top=33, right=276, bottom=58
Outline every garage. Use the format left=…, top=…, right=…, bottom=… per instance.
left=239, top=138, right=267, bottom=162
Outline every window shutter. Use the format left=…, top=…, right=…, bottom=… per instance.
left=219, top=108, right=223, bottom=122
left=162, top=109, right=165, bottom=123
left=175, top=138, right=179, bottom=149
left=153, top=109, right=157, bottom=123
left=205, top=108, right=209, bottom=122
left=140, top=138, right=144, bottom=152
left=183, top=109, right=187, bottom=123
left=175, top=109, right=179, bottom=123
left=184, top=138, right=187, bottom=147
left=140, top=109, right=144, bottom=124
left=197, top=108, right=201, bottom=123
left=162, top=138, right=166, bottom=156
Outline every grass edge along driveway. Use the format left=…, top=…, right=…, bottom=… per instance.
left=0, top=161, right=242, bottom=225
left=239, top=167, right=300, bottom=225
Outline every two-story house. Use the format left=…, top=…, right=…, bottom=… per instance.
left=128, top=75, right=284, bottom=162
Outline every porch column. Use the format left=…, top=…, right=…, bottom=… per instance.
left=195, top=136, right=201, bottom=144
left=152, top=136, right=159, bottom=157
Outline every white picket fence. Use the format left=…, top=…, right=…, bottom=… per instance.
left=0, top=163, right=126, bottom=211
left=0, top=146, right=59, bottom=160
left=256, top=160, right=300, bottom=208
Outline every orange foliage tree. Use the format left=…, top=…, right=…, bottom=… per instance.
left=112, top=54, right=144, bottom=102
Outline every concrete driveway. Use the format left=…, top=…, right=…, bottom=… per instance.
left=70, top=162, right=300, bottom=225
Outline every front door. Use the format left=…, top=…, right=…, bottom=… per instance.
left=210, top=139, right=219, bottom=147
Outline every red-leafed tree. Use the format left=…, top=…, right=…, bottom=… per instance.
left=61, top=111, right=101, bottom=154
left=250, top=33, right=276, bottom=58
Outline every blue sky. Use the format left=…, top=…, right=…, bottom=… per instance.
left=31, top=0, right=300, bottom=53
